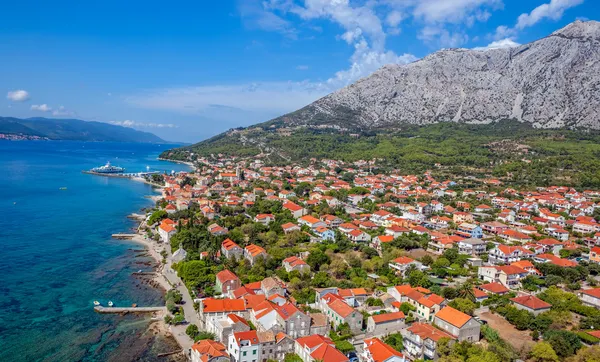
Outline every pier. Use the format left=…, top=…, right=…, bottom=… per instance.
left=94, top=306, right=166, bottom=314
left=111, top=233, right=137, bottom=239
left=82, top=170, right=161, bottom=178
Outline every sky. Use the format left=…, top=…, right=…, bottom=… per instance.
left=1, top=0, right=597, bottom=143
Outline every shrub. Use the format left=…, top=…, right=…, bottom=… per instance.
left=186, top=324, right=199, bottom=339
left=543, top=330, right=582, bottom=358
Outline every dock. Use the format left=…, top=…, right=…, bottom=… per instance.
left=94, top=306, right=166, bottom=314
left=112, top=233, right=137, bottom=239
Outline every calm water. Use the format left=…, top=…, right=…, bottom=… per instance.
left=0, top=141, right=190, bottom=361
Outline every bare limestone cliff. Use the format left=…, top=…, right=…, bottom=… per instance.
left=272, top=20, right=600, bottom=130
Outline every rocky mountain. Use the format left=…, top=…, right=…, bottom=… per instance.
left=0, top=117, right=165, bottom=143
left=270, top=20, right=600, bottom=130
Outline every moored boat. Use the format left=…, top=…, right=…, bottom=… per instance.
left=90, top=162, right=125, bottom=174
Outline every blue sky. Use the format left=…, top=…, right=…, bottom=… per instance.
left=1, top=0, right=597, bottom=142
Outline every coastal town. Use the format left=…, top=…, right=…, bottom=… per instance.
left=135, top=155, right=600, bottom=362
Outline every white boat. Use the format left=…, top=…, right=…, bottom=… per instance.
left=108, top=301, right=113, bottom=307
left=93, top=300, right=100, bottom=306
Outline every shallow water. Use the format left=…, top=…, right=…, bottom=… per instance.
left=0, top=140, right=189, bottom=361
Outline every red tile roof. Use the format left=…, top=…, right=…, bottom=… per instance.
left=233, top=330, right=259, bottom=346
left=371, top=311, right=405, bottom=324
left=311, top=343, right=349, bottom=362
left=496, top=265, right=528, bottom=275
left=296, top=334, right=335, bottom=349
left=216, top=269, right=239, bottom=283
left=364, top=338, right=404, bottom=362
left=202, top=298, right=246, bottom=313
left=510, top=295, right=552, bottom=310
left=222, top=238, right=240, bottom=250
left=392, top=256, right=416, bottom=265
left=435, top=306, right=472, bottom=328
left=479, top=282, right=509, bottom=294
left=245, top=244, right=266, bottom=257
left=191, top=339, right=229, bottom=359
left=407, top=322, right=455, bottom=342
left=581, top=288, right=600, bottom=299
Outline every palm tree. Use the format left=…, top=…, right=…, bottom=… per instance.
left=456, top=280, right=476, bottom=302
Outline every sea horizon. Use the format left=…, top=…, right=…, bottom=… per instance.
left=0, top=140, right=190, bottom=361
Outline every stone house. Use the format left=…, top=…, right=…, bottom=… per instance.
left=433, top=306, right=480, bottom=342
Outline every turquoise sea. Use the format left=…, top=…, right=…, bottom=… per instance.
left=0, top=141, right=190, bottom=361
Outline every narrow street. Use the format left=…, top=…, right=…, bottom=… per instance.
left=157, top=243, right=201, bottom=357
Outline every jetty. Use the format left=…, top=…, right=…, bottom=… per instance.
left=94, top=306, right=166, bottom=314
left=132, top=271, right=156, bottom=276
left=112, top=233, right=137, bottom=240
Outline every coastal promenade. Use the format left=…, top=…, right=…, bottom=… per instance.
left=162, top=244, right=201, bottom=355
left=132, top=234, right=199, bottom=358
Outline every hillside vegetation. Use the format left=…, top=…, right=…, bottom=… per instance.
left=162, top=120, right=600, bottom=188
left=0, top=117, right=165, bottom=143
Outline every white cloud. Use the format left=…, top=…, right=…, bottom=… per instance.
left=493, top=25, right=517, bottom=40
left=7, top=90, right=30, bottom=102
left=474, top=38, right=521, bottom=50
left=418, top=26, right=469, bottom=48
left=291, top=0, right=387, bottom=49
left=410, top=0, right=503, bottom=25
left=516, top=0, right=584, bottom=30
left=341, top=28, right=363, bottom=44
left=52, top=106, right=75, bottom=117
left=126, top=82, right=329, bottom=116
left=285, top=1, right=417, bottom=83
left=31, top=104, right=52, bottom=112
left=238, top=0, right=297, bottom=39
left=327, top=39, right=417, bottom=87
left=382, top=0, right=502, bottom=46
left=386, top=10, right=404, bottom=27
left=296, top=65, right=309, bottom=70
left=110, top=120, right=179, bottom=128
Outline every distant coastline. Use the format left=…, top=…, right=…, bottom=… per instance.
left=158, top=157, right=195, bottom=168
left=0, top=133, right=48, bottom=141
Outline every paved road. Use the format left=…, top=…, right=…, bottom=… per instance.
left=161, top=244, right=200, bottom=357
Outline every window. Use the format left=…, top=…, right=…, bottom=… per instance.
left=253, top=350, right=257, bottom=355
left=243, top=352, right=247, bottom=356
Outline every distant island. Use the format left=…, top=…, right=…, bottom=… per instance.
left=0, top=117, right=165, bottom=143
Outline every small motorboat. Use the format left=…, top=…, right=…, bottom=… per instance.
left=108, top=301, right=114, bottom=307
left=59, top=187, right=67, bottom=190
left=93, top=300, right=100, bottom=306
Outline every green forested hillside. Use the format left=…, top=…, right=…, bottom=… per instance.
left=0, top=117, right=165, bottom=143
left=161, top=120, right=600, bottom=188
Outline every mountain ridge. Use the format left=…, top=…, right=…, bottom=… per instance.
left=0, top=117, right=166, bottom=143
left=162, top=20, right=600, bottom=165
left=262, top=20, right=600, bottom=131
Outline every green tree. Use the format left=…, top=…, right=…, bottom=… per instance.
left=449, top=298, right=477, bottom=315
left=306, top=250, right=330, bottom=270
left=186, top=324, right=199, bottom=339
left=147, top=210, right=167, bottom=225
left=566, top=345, right=600, bottom=362
left=408, top=270, right=432, bottom=288
left=530, top=342, right=559, bottom=362
left=543, top=330, right=582, bottom=358
left=284, top=354, right=303, bottom=362
left=335, top=340, right=355, bottom=353
left=194, top=331, right=216, bottom=341
left=384, top=333, right=404, bottom=352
